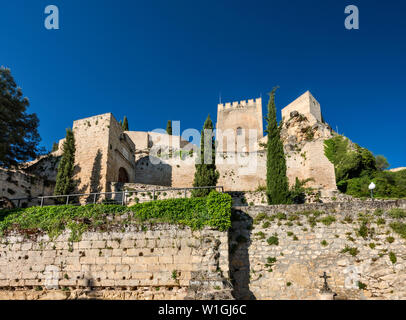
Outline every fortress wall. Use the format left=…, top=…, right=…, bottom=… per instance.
left=230, top=202, right=406, bottom=300
left=285, top=140, right=336, bottom=190
left=1, top=201, right=405, bottom=300
left=0, top=168, right=54, bottom=207
left=0, top=226, right=230, bottom=300
left=125, top=131, right=149, bottom=150
left=105, top=117, right=136, bottom=187
left=72, top=114, right=111, bottom=194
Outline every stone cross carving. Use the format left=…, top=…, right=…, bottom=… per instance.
left=320, top=272, right=332, bottom=293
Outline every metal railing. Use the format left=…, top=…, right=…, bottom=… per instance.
left=10, top=186, right=224, bottom=208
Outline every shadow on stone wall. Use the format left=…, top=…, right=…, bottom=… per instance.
left=228, top=209, right=256, bottom=300
left=134, top=156, right=172, bottom=187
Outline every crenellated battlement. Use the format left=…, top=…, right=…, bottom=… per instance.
left=218, top=98, right=262, bottom=111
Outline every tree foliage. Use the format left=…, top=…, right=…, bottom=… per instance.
left=324, top=135, right=377, bottom=190
left=0, top=67, right=42, bottom=168
left=192, top=115, right=219, bottom=197
left=122, top=116, right=129, bottom=131
left=51, top=142, right=59, bottom=152
left=166, top=120, right=172, bottom=135
left=265, top=87, right=291, bottom=204
left=54, top=129, right=76, bottom=197
left=376, top=155, right=390, bottom=171
left=325, top=135, right=405, bottom=198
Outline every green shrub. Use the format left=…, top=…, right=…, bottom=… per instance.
left=388, top=208, right=406, bottom=219
left=389, top=252, right=397, bottom=264
left=386, top=236, right=395, bottom=244
left=254, top=231, right=265, bottom=240
left=265, top=256, right=277, bottom=272
left=321, top=240, right=328, bottom=246
left=275, top=212, right=287, bottom=220
left=341, top=245, right=359, bottom=256
left=390, top=222, right=406, bottom=239
left=254, top=212, right=268, bottom=224
left=376, top=218, right=386, bottom=226
left=373, top=209, right=384, bottom=216
left=357, top=222, right=371, bottom=239
left=358, top=281, right=367, bottom=290
left=319, top=215, right=336, bottom=226
left=262, top=221, right=270, bottom=229
left=267, top=233, right=279, bottom=246
left=0, top=191, right=232, bottom=240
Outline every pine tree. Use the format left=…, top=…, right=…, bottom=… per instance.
left=0, top=67, right=42, bottom=168
left=265, top=87, right=291, bottom=204
left=54, top=129, right=76, bottom=198
left=122, top=116, right=129, bottom=131
left=192, top=115, right=219, bottom=197
left=166, top=120, right=172, bottom=135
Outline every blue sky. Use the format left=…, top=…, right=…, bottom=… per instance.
left=1, top=0, right=405, bottom=168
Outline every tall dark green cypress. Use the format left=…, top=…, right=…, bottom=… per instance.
left=54, top=129, right=76, bottom=197
left=192, top=115, right=219, bottom=197
left=122, top=116, right=129, bottom=131
left=266, top=87, right=291, bottom=204
left=166, top=120, right=172, bottom=135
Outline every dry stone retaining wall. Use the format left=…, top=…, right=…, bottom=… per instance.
left=0, top=200, right=405, bottom=300
left=0, top=225, right=231, bottom=300
left=229, top=200, right=406, bottom=300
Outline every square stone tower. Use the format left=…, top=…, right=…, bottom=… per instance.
left=281, top=91, right=322, bottom=124
left=216, top=98, right=263, bottom=152
left=71, top=113, right=135, bottom=194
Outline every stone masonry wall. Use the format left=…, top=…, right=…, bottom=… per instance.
left=1, top=201, right=405, bottom=300
left=0, top=225, right=231, bottom=300
left=0, top=168, right=54, bottom=207
left=229, top=200, right=406, bottom=300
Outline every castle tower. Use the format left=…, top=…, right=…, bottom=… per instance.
left=281, top=91, right=322, bottom=124
left=216, top=98, right=263, bottom=152
left=71, top=113, right=136, bottom=194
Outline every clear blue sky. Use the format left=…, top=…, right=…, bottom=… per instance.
left=1, top=0, right=405, bottom=168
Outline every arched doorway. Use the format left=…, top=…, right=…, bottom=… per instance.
left=118, top=167, right=129, bottom=183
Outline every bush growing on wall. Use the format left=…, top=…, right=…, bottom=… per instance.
left=0, top=191, right=232, bottom=240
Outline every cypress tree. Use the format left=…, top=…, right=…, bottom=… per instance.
left=192, top=115, right=219, bottom=197
left=265, top=87, right=291, bottom=204
left=54, top=129, right=76, bottom=198
left=51, top=142, right=59, bottom=152
left=122, top=116, right=129, bottom=131
left=166, top=120, right=172, bottom=135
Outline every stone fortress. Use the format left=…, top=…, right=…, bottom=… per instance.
left=1, top=91, right=338, bottom=204
left=2, top=92, right=406, bottom=301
